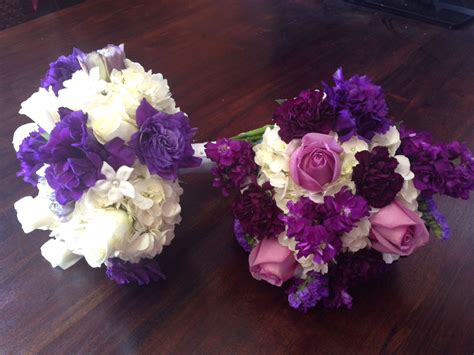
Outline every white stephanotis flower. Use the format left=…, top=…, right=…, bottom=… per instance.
left=278, top=233, right=328, bottom=276
left=91, top=163, right=135, bottom=205
left=19, top=87, right=60, bottom=133
left=109, top=59, right=178, bottom=116
left=253, top=125, right=290, bottom=188
left=340, top=217, right=371, bottom=253
left=370, top=125, right=401, bottom=156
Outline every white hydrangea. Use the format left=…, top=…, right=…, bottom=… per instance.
left=253, top=125, right=290, bottom=188
left=340, top=217, right=371, bottom=253
left=109, top=59, right=179, bottom=117
left=370, top=125, right=401, bottom=156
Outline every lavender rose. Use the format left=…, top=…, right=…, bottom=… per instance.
left=289, top=133, right=343, bottom=192
left=249, top=237, right=298, bottom=287
left=369, top=200, right=429, bottom=256
left=130, top=99, right=201, bottom=180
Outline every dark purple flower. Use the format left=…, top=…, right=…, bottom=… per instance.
left=232, top=182, right=285, bottom=239
left=233, top=219, right=254, bottom=253
left=130, top=99, right=201, bottom=181
left=285, top=197, right=342, bottom=263
left=40, top=48, right=84, bottom=95
left=106, top=258, right=165, bottom=285
left=287, top=272, right=329, bottom=312
left=323, top=68, right=391, bottom=142
left=41, top=108, right=106, bottom=205
left=323, top=187, right=370, bottom=234
left=16, top=130, right=48, bottom=186
left=272, top=89, right=334, bottom=143
left=352, top=146, right=404, bottom=208
left=104, top=137, right=136, bottom=171
left=205, top=138, right=257, bottom=196
left=324, top=249, right=390, bottom=309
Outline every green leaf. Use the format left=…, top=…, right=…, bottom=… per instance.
left=275, top=99, right=287, bottom=105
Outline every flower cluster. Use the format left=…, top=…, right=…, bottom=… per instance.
left=206, top=68, right=473, bottom=312
left=204, top=138, right=257, bottom=196
left=14, top=44, right=201, bottom=285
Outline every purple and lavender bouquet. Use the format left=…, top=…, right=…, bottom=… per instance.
left=13, top=44, right=202, bottom=285
left=204, top=68, right=474, bottom=311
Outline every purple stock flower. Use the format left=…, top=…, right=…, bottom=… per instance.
left=40, top=48, right=84, bottom=95
left=352, top=146, right=404, bottom=208
left=106, top=258, right=166, bottom=285
left=397, top=127, right=474, bottom=199
left=233, top=219, right=253, bottom=253
left=16, top=130, right=48, bottom=186
left=130, top=99, right=201, bottom=181
left=285, top=197, right=341, bottom=264
left=323, top=68, right=391, bottom=142
left=41, top=108, right=104, bottom=204
left=272, top=89, right=334, bottom=143
left=323, top=187, right=370, bottom=234
left=287, top=272, right=329, bottom=312
left=205, top=138, right=257, bottom=196
left=232, top=182, right=285, bottom=240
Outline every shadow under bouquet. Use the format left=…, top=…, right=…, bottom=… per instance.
left=204, top=68, right=474, bottom=311
left=13, top=44, right=202, bottom=285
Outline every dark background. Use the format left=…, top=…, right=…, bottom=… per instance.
left=0, top=0, right=473, bottom=353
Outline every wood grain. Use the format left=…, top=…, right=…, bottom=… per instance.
left=0, top=0, right=473, bottom=353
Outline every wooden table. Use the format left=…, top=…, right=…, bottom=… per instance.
left=1, top=0, right=473, bottom=353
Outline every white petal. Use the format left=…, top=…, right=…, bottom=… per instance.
left=100, top=162, right=116, bottom=179
left=382, top=253, right=400, bottom=264
left=12, top=123, right=39, bottom=151
left=40, top=239, right=82, bottom=269
left=116, top=165, right=134, bottom=181
left=14, top=196, right=57, bottom=233
left=19, top=88, right=60, bottom=133
left=108, top=188, right=123, bottom=203
left=120, top=181, right=135, bottom=198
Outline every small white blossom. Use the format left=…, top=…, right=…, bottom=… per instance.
left=92, top=163, right=135, bottom=204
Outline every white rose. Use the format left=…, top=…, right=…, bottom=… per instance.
left=88, top=99, right=137, bottom=143
left=40, top=239, right=82, bottom=269
left=82, top=209, right=133, bottom=267
left=19, top=88, right=60, bottom=133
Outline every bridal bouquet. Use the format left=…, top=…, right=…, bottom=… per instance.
left=13, top=44, right=201, bottom=285
left=205, top=69, right=474, bottom=311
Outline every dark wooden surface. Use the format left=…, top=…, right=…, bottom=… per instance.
left=1, top=0, right=473, bottom=353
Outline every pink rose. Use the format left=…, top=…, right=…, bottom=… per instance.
left=369, top=200, right=429, bottom=256
left=289, top=133, right=343, bottom=192
left=249, top=237, right=298, bottom=287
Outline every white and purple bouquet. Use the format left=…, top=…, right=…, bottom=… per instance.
left=204, top=69, right=474, bottom=311
left=13, top=44, right=201, bottom=285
